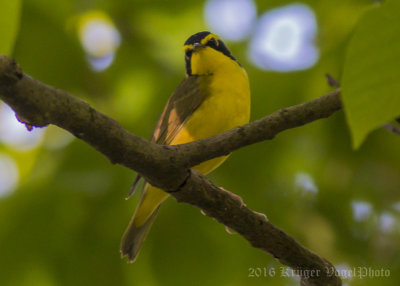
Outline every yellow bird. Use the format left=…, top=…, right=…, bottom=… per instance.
left=120, top=31, right=251, bottom=262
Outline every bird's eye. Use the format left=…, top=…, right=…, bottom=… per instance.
left=185, top=50, right=192, bottom=60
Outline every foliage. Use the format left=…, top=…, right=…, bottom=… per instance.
left=342, top=0, right=400, bottom=148
left=0, top=0, right=21, bottom=55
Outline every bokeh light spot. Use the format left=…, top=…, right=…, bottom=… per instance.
left=0, top=104, right=44, bottom=150
left=249, top=3, right=318, bottom=71
left=294, top=172, right=318, bottom=195
left=0, top=153, right=19, bottom=198
left=352, top=201, right=372, bottom=222
left=204, top=0, right=257, bottom=41
left=78, top=11, right=121, bottom=71
left=88, top=53, right=115, bottom=72
left=379, top=212, right=396, bottom=233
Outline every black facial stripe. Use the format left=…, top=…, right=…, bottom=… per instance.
left=185, top=50, right=192, bottom=75
left=206, top=37, right=218, bottom=50
left=213, top=40, right=239, bottom=64
left=203, top=39, right=241, bottom=66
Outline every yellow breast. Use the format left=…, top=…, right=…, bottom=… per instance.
left=170, top=47, right=251, bottom=174
left=133, top=47, right=251, bottom=226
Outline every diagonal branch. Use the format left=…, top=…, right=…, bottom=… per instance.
left=176, top=171, right=341, bottom=286
left=174, top=88, right=341, bottom=168
left=0, top=55, right=186, bottom=190
left=0, top=55, right=342, bottom=285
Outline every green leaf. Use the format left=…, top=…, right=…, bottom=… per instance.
left=0, top=0, right=22, bottom=55
left=341, top=0, right=400, bottom=149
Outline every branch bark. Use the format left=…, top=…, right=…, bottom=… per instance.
left=174, top=88, right=341, bottom=168
left=0, top=55, right=342, bottom=285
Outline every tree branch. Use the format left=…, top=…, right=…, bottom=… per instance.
left=177, top=171, right=341, bottom=285
left=383, top=123, right=400, bottom=136
left=0, top=55, right=342, bottom=285
left=0, top=55, right=186, bottom=190
left=174, top=88, right=341, bottom=168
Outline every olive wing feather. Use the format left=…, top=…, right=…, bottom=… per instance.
left=127, top=75, right=212, bottom=197
left=151, top=75, right=212, bottom=144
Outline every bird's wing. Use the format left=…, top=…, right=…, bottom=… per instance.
left=127, top=75, right=211, bottom=198
left=151, top=75, right=212, bottom=144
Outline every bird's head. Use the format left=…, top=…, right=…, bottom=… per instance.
left=183, top=31, right=240, bottom=76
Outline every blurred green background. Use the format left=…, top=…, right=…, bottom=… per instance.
left=1, top=0, right=399, bottom=285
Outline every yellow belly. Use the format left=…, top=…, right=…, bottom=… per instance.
left=134, top=65, right=250, bottom=227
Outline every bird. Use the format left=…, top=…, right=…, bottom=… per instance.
left=120, top=31, right=251, bottom=262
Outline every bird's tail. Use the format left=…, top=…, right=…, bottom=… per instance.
left=120, top=206, right=160, bottom=262
left=120, top=185, right=169, bottom=262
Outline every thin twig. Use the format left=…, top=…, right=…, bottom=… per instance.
left=325, top=73, right=340, bottom=88
left=383, top=123, right=400, bottom=136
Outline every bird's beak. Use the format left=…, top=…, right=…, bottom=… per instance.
left=193, top=42, right=206, bottom=51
